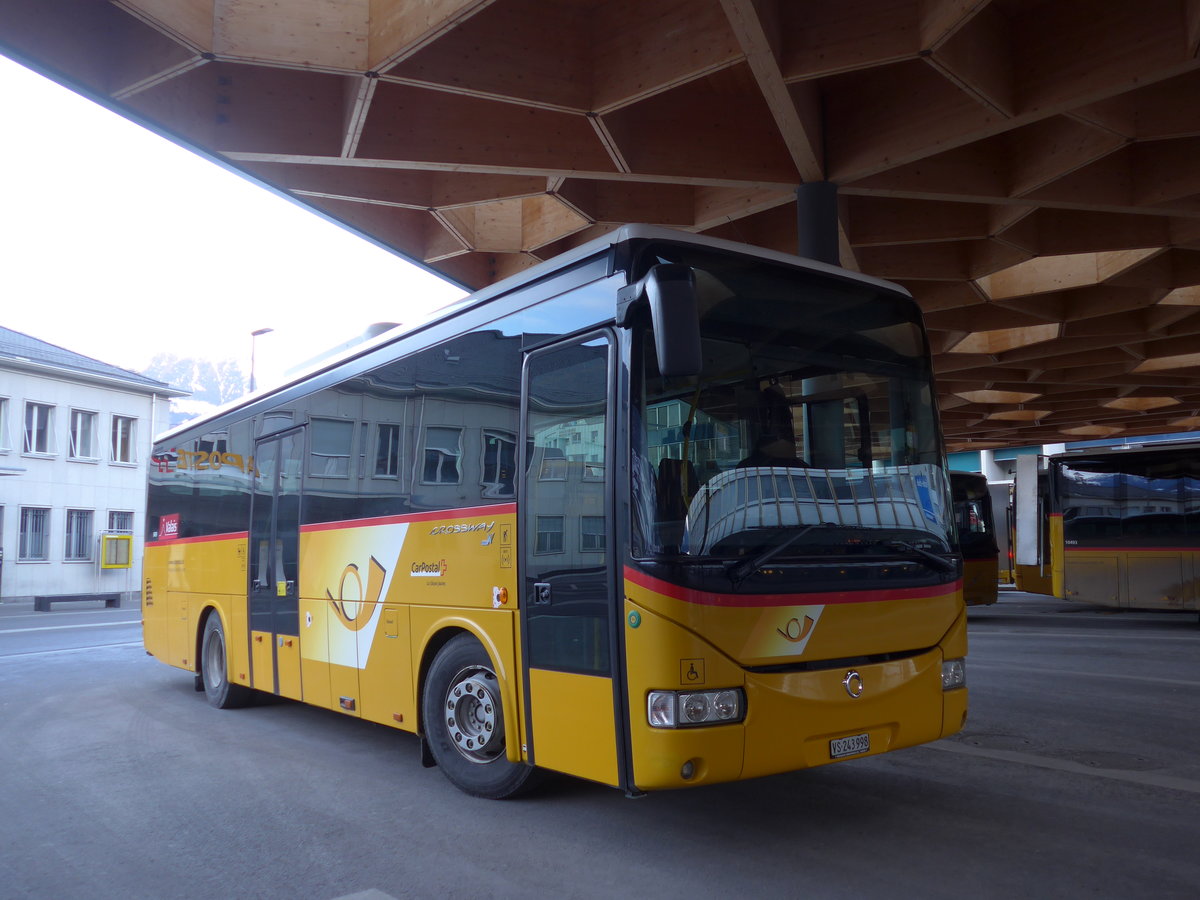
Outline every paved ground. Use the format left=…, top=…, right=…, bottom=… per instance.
left=1, top=591, right=1197, bottom=899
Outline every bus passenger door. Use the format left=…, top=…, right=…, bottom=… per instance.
left=520, top=334, right=623, bottom=787
left=248, top=428, right=303, bottom=699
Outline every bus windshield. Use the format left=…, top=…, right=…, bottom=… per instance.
left=633, top=252, right=952, bottom=564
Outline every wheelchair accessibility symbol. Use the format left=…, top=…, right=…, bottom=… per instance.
left=680, top=658, right=705, bottom=685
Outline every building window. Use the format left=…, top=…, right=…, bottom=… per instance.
left=310, top=418, right=353, bottom=477
left=111, top=415, right=136, bottom=463
left=65, top=509, right=94, bottom=561
left=19, top=507, right=50, bottom=560
left=0, top=397, right=10, bottom=451
left=422, top=426, right=462, bottom=484
left=538, top=448, right=568, bottom=481
left=375, top=423, right=401, bottom=477
left=69, top=409, right=98, bottom=460
left=535, top=515, right=564, bottom=554
left=580, top=515, right=606, bottom=551
left=481, top=430, right=516, bottom=497
left=24, top=402, right=54, bottom=454
left=109, top=510, right=134, bottom=532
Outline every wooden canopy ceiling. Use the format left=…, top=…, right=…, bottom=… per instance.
left=4, top=0, right=1200, bottom=451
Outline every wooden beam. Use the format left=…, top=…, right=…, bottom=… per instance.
left=588, top=114, right=632, bottom=174
left=355, top=82, right=615, bottom=172
left=599, top=65, right=800, bottom=182
left=826, top=59, right=1001, bottom=182
left=222, top=151, right=801, bottom=191
left=829, top=1, right=1200, bottom=182
left=720, top=0, right=824, bottom=180
left=918, top=0, right=991, bottom=49
left=925, top=2, right=1014, bottom=116
left=341, top=72, right=376, bottom=157
left=1005, top=116, right=1126, bottom=197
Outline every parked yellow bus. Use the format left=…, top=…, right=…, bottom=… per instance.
left=1013, top=442, right=1200, bottom=610
left=950, top=471, right=998, bottom=605
left=143, top=225, right=967, bottom=798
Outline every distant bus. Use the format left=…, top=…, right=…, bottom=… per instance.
left=142, top=225, right=967, bottom=798
left=1013, top=442, right=1200, bottom=610
left=951, top=472, right=998, bottom=605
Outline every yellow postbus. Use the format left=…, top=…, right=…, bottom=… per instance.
left=1013, top=442, right=1200, bottom=610
left=950, top=471, right=999, bottom=606
left=143, top=225, right=967, bottom=798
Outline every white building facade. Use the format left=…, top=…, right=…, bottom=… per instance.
left=0, top=327, right=188, bottom=603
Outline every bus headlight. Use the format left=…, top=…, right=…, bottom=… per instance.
left=942, top=658, right=966, bottom=691
left=647, top=689, right=745, bottom=728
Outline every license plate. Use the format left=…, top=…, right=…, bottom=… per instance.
left=830, top=732, right=870, bottom=759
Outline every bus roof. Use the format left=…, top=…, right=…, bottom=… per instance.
left=1050, top=440, right=1200, bottom=463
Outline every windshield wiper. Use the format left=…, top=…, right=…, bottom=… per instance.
left=726, top=523, right=842, bottom=587
left=883, top=540, right=956, bottom=574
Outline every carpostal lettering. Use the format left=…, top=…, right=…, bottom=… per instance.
left=429, top=521, right=495, bottom=536
left=175, top=449, right=257, bottom=475
left=411, top=560, right=448, bottom=577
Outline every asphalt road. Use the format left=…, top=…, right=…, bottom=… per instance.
left=1, top=592, right=1197, bottom=900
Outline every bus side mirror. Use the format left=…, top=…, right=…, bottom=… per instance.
left=620, top=264, right=702, bottom=377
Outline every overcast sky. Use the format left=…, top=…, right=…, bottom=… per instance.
left=0, top=54, right=465, bottom=388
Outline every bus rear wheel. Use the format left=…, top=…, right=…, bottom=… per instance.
left=422, top=634, right=538, bottom=799
left=200, top=614, right=253, bottom=709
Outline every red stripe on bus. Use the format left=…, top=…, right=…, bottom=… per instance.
left=146, top=531, right=248, bottom=549
left=300, top=503, right=516, bottom=533
left=624, top=566, right=960, bottom=608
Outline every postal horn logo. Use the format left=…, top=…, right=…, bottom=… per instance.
left=777, top=614, right=816, bottom=643
left=411, top=559, right=448, bottom=577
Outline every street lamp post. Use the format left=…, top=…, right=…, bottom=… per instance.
left=250, top=327, right=273, bottom=392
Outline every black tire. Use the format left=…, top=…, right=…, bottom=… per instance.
left=422, top=633, right=539, bottom=799
left=200, top=614, right=253, bottom=709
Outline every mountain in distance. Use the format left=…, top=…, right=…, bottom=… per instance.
left=141, top=324, right=403, bottom=430
left=142, top=354, right=246, bottom=428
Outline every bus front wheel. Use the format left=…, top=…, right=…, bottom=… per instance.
left=200, top=614, right=253, bottom=709
left=422, top=634, right=538, bottom=799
